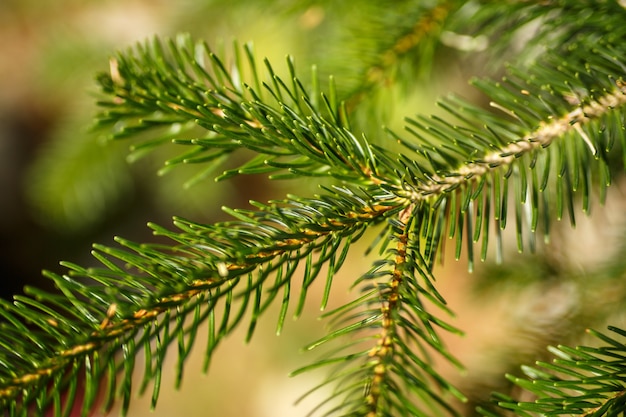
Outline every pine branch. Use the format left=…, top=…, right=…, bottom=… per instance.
left=409, top=83, right=626, bottom=199
left=96, top=35, right=388, bottom=185
left=292, top=203, right=465, bottom=416
left=5, top=2, right=626, bottom=416
left=337, top=1, right=454, bottom=111
left=386, top=35, right=626, bottom=266
left=0, top=186, right=401, bottom=415
left=480, top=327, right=626, bottom=417
left=362, top=205, right=465, bottom=416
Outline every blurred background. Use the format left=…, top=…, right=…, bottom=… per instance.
left=2, top=1, right=626, bottom=416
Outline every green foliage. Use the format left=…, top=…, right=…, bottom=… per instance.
left=3, top=1, right=626, bottom=416
left=481, top=327, right=626, bottom=417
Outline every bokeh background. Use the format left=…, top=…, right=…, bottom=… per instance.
left=3, top=1, right=626, bottom=416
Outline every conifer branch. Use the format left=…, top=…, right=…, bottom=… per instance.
left=0, top=186, right=403, bottom=414
left=293, top=201, right=464, bottom=416
left=5, top=2, right=626, bottom=416
left=411, top=83, right=626, bottom=201
left=484, top=327, right=626, bottom=417
left=365, top=207, right=411, bottom=416
left=97, top=36, right=398, bottom=185
left=344, top=2, right=453, bottom=110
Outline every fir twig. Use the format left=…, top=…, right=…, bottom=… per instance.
left=4, top=2, right=626, bottom=416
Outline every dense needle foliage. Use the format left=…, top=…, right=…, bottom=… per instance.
left=3, top=1, right=626, bottom=416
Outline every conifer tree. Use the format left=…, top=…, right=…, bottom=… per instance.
left=3, top=1, right=626, bottom=416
